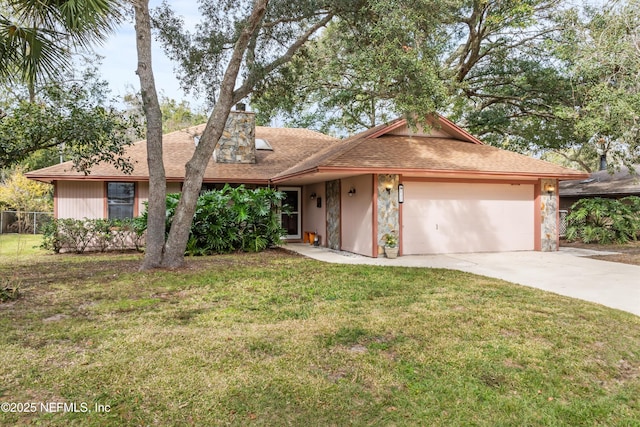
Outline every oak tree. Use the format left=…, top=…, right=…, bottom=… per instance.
left=134, top=0, right=353, bottom=268
left=0, top=61, right=139, bottom=172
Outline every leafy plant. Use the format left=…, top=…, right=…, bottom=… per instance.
left=565, top=196, right=640, bottom=244
left=118, top=218, right=147, bottom=252
left=138, top=185, right=287, bottom=255
left=89, top=219, right=115, bottom=252
left=40, top=220, right=63, bottom=253
left=384, top=232, right=398, bottom=248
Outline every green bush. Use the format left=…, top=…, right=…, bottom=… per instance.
left=41, top=218, right=146, bottom=253
left=565, top=196, right=640, bottom=244
left=138, top=185, right=287, bottom=255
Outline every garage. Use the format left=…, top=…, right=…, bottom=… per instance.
left=402, top=181, right=535, bottom=255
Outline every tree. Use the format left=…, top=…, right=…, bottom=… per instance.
left=0, top=61, right=140, bottom=172
left=250, top=0, right=640, bottom=171
left=0, top=167, right=52, bottom=212
left=122, top=90, right=208, bottom=134
left=251, top=0, right=569, bottom=137
left=159, top=97, right=208, bottom=134
left=445, top=0, right=573, bottom=147
left=252, top=0, right=451, bottom=134
left=0, top=0, right=123, bottom=98
left=134, top=0, right=349, bottom=268
left=0, top=166, right=52, bottom=233
left=459, top=1, right=640, bottom=172
left=552, top=2, right=640, bottom=171
left=1, top=1, right=135, bottom=174
left=133, top=0, right=165, bottom=269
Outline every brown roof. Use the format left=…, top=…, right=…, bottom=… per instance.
left=560, top=165, right=640, bottom=197
left=274, top=120, right=589, bottom=182
left=26, top=115, right=588, bottom=185
left=26, top=125, right=339, bottom=183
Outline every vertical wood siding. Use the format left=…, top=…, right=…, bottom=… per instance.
left=56, top=181, right=104, bottom=219
left=136, top=182, right=181, bottom=216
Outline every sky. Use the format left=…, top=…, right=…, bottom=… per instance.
left=92, top=2, right=203, bottom=106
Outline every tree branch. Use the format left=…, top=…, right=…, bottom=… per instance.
left=233, top=12, right=334, bottom=103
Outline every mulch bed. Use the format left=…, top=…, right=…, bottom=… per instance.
left=561, top=240, right=640, bottom=266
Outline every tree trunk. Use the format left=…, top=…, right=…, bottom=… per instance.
left=159, top=0, right=269, bottom=268
left=133, top=0, right=166, bottom=270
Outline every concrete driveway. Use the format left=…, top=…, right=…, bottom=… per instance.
left=287, top=244, right=640, bottom=317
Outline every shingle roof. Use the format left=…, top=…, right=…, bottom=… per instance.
left=560, top=165, right=640, bottom=196
left=26, top=124, right=339, bottom=183
left=26, top=115, right=588, bottom=184
left=274, top=122, right=588, bottom=181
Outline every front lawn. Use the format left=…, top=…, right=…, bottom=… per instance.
left=1, top=248, right=639, bottom=426
left=0, top=233, right=46, bottom=258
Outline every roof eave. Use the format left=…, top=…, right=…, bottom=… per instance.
left=271, top=167, right=321, bottom=184
left=25, top=174, right=154, bottom=183
left=272, top=166, right=589, bottom=182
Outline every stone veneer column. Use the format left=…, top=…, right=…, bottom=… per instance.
left=214, top=111, right=256, bottom=163
left=540, top=178, right=558, bottom=251
left=325, top=180, right=341, bottom=250
left=377, top=174, right=400, bottom=255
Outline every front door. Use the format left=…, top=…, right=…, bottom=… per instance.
left=280, top=187, right=301, bottom=239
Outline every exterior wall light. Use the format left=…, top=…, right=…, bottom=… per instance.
left=544, top=183, right=555, bottom=195
left=348, top=187, right=356, bottom=197
left=310, top=192, right=317, bottom=200
left=385, top=183, right=393, bottom=193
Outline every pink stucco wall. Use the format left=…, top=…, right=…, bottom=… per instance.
left=302, top=183, right=326, bottom=245
left=341, top=175, right=373, bottom=256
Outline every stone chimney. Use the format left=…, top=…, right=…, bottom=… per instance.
left=214, top=106, right=256, bottom=164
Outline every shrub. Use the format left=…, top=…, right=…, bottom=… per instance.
left=565, top=196, right=640, bottom=244
left=41, top=218, right=146, bottom=253
left=40, top=220, right=64, bottom=253
left=88, top=219, right=115, bottom=252
left=138, top=185, right=287, bottom=255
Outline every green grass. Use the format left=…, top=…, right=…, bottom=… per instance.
left=1, top=248, right=639, bottom=426
left=0, top=233, right=45, bottom=258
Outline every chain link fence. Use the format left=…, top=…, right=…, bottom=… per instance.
left=0, top=211, right=54, bottom=234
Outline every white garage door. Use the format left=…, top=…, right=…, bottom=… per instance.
left=402, top=182, right=534, bottom=254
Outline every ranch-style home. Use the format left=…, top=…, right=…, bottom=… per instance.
left=26, top=110, right=588, bottom=257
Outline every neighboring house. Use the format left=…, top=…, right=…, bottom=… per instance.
left=559, top=165, right=640, bottom=211
left=26, top=110, right=588, bottom=257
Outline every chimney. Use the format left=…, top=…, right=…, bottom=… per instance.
left=214, top=107, right=256, bottom=164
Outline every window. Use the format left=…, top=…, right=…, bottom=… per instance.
left=107, top=182, right=135, bottom=219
